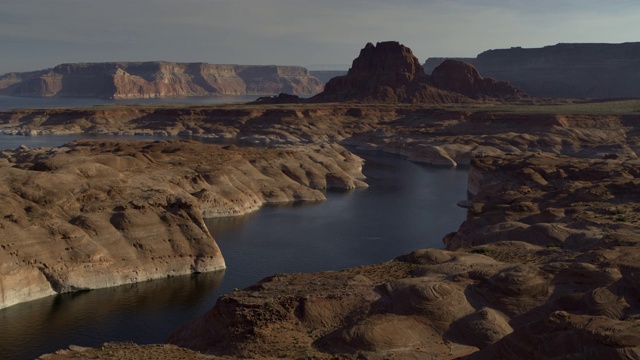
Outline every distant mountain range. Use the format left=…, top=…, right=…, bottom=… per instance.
left=2, top=42, right=639, bottom=100
left=0, top=62, right=325, bottom=99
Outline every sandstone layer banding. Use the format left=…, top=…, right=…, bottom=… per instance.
left=0, top=140, right=366, bottom=309
left=0, top=62, right=324, bottom=99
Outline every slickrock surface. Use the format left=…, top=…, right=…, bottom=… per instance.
left=0, top=62, right=323, bottom=99
left=424, top=42, right=640, bottom=99
left=20, top=101, right=640, bottom=359
left=0, top=140, right=366, bottom=309
left=160, top=152, right=640, bottom=359
left=4, top=103, right=640, bottom=167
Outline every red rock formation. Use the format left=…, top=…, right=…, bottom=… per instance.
left=313, top=42, right=524, bottom=104
left=0, top=62, right=324, bottom=99
left=313, top=41, right=466, bottom=103
left=430, top=59, right=526, bottom=100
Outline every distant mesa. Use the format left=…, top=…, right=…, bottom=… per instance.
left=310, top=41, right=525, bottom=103
left=424, top=42, right=640, bottom=99
left=0, top=62, right=324, bottom=99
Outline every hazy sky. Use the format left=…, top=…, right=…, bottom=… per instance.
left=2, top=0, right=640, bottom=73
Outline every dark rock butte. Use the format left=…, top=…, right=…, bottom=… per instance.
left=312, top=41, right=524, bottom=103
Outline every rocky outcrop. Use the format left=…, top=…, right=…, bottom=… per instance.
left=312, top=41, right=525, bottom=104
left=0, top=62, right=324, bottom=99
left=430, top=60, right=526, bottom=100
left=313, top=41, right=468, bottom=103
left=161, top=152, right=640, bottom=359
left=424, top=42, right=640, bottom=99
left=0, top=140, right=366, bottom=309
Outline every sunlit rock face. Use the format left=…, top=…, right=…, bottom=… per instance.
left=0, top=140, right=366, bottom=309
left=0, top=62, right=324, bottom=99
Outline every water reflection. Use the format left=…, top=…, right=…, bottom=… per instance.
left=0, top=271, right=224, bottom=360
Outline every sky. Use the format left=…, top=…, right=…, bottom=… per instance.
left=1, top=0, right=640, bottom=74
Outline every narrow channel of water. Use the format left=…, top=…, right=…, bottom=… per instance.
left=0, top=136, right=468, bottom=360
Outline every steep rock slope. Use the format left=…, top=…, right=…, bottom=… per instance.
left=0, top=62, right=323, bottom=99
left=0, top=140, right=366, bottom=309
left=163, top=153, right=640, bottom=359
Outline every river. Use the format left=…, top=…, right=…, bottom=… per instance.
left=0, top=131, right=468, bottom=360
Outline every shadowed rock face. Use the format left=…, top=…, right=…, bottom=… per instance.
left=163, top=153, right=640, bottom=359
left=431, top=60, right=526, bottom=100
left=0, top=140, right=367, bottom=309
left=0, top=62, right=324, bottom=99
left=313, top=41, right=524, bottom=104
left=424, top=42, right=640, bottom=99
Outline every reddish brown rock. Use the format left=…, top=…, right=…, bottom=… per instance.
left=313, top=41, right=467, bottom=103
left=430, top=60, right=526, bottom=100
left=0, top=62, right=324, bottom=99
left=0, top=140, right=367, bottom=309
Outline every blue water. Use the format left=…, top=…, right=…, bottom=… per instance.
left=0, top=136, right=468, bottom=360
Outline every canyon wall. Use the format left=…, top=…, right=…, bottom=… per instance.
left=0, top=62, right=324, bottom=99
left=424, top=42, right=640, bottom=99
left=0, top=139, right=366, bottom=309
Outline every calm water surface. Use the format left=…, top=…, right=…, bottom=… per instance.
left=0, top=135, right=468, bottom=360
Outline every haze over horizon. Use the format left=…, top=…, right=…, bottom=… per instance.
left=2, top=0, right=640, bottom=74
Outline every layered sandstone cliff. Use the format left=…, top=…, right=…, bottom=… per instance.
left=424, top=42, right=640, bottom=99
left=0, top=62, right=324, bottom=99
left=0, top=140, right=366, bottom=309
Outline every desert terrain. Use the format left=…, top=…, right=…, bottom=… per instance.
left=1, top=41, right=637, bottom=359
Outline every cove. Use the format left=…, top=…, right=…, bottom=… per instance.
left=0, top=138, right=468, bottom=360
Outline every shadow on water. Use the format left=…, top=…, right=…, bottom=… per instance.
left=0, top=271, right=225, bottom=360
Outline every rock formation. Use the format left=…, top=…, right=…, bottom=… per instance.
left=0, top=140, right=366, bottom=309
left=0, top=62, right=324, bottom=99
left=18, top=99, right=640, bottom=359
left=162, top=152, right=640, bottom=359
left=430, top=60, right=525, bottom=100
left=312, top=41, right=524, bottom=103
left=424, top=42, right=640, bottom=99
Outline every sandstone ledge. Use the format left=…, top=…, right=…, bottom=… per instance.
left=159, top=152, right=640, bottom=359
left=0, top=140, right=367, bottom=309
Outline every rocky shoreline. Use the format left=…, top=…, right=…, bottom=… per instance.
left=0, top=139, right=366, bottom=309
left=22, top=39, right=640, bottom=359
left=37, top=144, right=640, bottom=359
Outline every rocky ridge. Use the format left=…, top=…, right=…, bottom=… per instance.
left=312, top=41, right=523, bottom=103
left=0, top=62, right=324, bottom=99
left=161, top=153, right=640, bottom=359
left=424, top=42, right=640, bottom=99
left=0, top=140, right=366, bottom=309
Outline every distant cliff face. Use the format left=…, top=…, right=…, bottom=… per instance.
left=313, top=41, right=522, bottom=103
left=424, top=42, right=640, bottom=99
left=0, top=62, right=324, bottom=99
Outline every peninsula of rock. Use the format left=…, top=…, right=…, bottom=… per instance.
left=0, top=140, right=366, bottom=309
left=0, top=62, right=324, bottom=99
left=10, top=39, right=640, bottom=359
